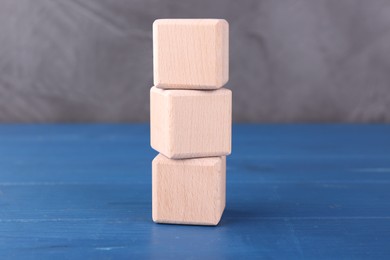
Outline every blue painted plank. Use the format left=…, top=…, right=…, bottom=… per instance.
left=0, top=124, right=390, bottom=259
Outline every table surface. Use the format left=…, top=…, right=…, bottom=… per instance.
left=1, top=124, right=390, bottom=259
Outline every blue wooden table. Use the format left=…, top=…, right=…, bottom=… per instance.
left=1, top=124, right=389, bottom=259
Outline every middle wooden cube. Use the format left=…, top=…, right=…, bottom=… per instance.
left=150, top=86, right=232, bottom=159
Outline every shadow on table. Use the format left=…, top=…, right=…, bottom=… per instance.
left=219, top=201, right=297, bottom=226
left=219, top=208, right=266, bottom=226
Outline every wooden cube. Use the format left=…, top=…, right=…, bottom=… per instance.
left=153, top=19, right=229, bottom=89
left=150, top=86, right=232, bottom=159
left=152, top=154, right=226, bottom=226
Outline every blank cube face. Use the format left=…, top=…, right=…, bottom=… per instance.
left=153, top=19, right=229, bottom=89
left=152, top=154, right=226, bottom=226
left=150, top=87, right=231, bottom=159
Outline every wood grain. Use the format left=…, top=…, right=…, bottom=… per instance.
left=2, top=125, right=390, bottom=258
left=150, top=86, right=232, bottom=159
left=152, top=154, right=226, bottom=226
left=153, top=19, right=229, bottom=89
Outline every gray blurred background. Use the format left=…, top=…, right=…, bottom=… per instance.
left=1, top=0, right=390, bottom=123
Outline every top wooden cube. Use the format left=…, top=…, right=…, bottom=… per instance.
left=153, top=19, right=229, bottom=89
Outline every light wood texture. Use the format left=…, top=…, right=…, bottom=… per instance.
left=152, top=154, right=226, bottom=226
left=153, top=19, right=229, bottom=89
left=150, top=86, right=232, bottom=159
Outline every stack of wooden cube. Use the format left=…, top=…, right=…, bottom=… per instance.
left=150, top=19, right=231, bottom=226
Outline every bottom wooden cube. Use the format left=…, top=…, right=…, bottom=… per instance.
left=152, top=154, right=226, bottom=226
